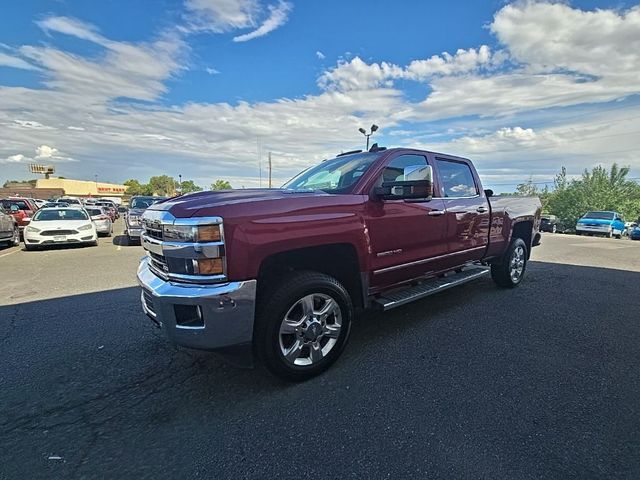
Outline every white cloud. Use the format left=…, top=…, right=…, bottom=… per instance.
left=318, top=46, right=500, bottom=92
left=206, top=67, right=220, bottom=75
left=184, top=0, right=259, bottom=32
left=316, top=50, right=325, bottom=60
left=0, top=52, right=39, bottom=71
left=233, top=1, right=292, bottom=42
left=37, top=16, right=104, bottom=43
left=22, top=16, right=187, bottom=102
left=3, top=154, right=30, bottom=164
left=35, top=144, right=59, bottom=159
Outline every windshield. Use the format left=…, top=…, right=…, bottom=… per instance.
left=87, top=208, right=103, bottom=216
left=60, top=198, right=81, bottom=205
left=582, top=211, right=614, bottom=220
left=1, top=199, right=30, bottom=210
left=131, top=197, right=166, bottom=209
left=33, top=209, right=89, bottom=221
left=283, top=152, right=381, bottom=193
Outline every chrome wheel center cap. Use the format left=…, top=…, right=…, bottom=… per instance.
left=303, top=321, right=322, bottom=341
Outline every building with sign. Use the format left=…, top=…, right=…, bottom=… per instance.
left=34, top=178, right=128, bottom=203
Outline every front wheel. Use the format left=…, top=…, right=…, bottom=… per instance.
left=491, top=238, right=528, bottom=288
left=254, top=271, right=353, bottom=382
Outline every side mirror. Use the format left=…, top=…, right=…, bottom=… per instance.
left=484, top=189, right=494, bottom=198
left=375, top=165, right=433, bottom=200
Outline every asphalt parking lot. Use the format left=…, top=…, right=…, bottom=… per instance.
left=1, top=226, right=639, bottom=479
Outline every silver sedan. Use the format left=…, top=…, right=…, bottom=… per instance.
left=85, top=207, right=113, bottom=237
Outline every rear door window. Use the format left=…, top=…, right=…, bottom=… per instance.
left=435, top=159, right=478, bottom=198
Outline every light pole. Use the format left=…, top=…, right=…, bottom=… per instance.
left=358, top=124, right=379, bottom=150
left=178, top=174, right=182, bottom=195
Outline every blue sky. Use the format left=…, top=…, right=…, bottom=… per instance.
left=1, top=0, right=639, bottom=191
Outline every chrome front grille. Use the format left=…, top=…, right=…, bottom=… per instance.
left=140, top=210, right=226, bottom=284
left=143, top=219, right=163, bottom=240
left=149, top=251, right=169, bottom=275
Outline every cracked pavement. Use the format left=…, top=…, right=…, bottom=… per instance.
left=1, top=227, right=639, bottom=479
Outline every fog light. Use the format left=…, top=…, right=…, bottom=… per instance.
left=174, top=304, right=203, bottom=328
left=194, top=258, right=223, bottom=275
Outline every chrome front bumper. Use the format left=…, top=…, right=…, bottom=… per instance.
left=137, top=257, right=257, bottom=367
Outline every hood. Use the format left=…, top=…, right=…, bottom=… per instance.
left=127, top=208, right=146, bottom=216
left=147, top=189, right=330, bottom=218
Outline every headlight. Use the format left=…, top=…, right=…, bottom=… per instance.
left=163, top=224, right=221, bottom=243
left=78, top=224, right=93, bottom=231
left=26, top=225, right=40, bottom=233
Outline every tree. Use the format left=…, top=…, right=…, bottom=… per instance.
left=179, top=180, right=203, bottom=194
left=546, top=163, right=640, bottom=227
left=148, top=175, right=178, bottom=196
left=124, top=179, right=152, bottom=196
left=211, top=179, right=232, bottom=190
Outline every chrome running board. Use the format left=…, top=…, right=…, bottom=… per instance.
left=373, top=266, right=490, bottom=311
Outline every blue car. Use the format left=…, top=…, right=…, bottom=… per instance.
left=630, top=225, right=640, bottom=241
left=575, top=211, right=626, bottom=238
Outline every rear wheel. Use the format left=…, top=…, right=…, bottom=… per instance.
left=254, top=271, right=353, bottom=382
left=491, top=238, right=528, bottom=288
left=11, top=226, right=20, bottom=246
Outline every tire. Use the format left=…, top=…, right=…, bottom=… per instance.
left=254, top=271, right=353, bottom=382
left=552, top=225, right=557, bottom=233
left=11, top=226, right=20, bottom=246
left=491, top=238, right=528, bottom=288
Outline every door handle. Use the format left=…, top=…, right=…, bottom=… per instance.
left=428, top=210, right=445, bottom=216
left=476, top=206, right=488, bottom=213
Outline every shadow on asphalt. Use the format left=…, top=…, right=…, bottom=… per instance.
left=1, top=261, right=639, bottom=478
left=112, top=234, right=138, bottom=247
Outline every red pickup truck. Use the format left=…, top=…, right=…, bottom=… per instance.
left=138, top=147, right=541, bottom=380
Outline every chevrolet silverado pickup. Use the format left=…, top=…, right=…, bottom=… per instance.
left=137, top=147, right=541, bottom=381
left=125, top=196, right=167, bottom=243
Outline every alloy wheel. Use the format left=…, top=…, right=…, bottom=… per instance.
left=509, top=245, right=525, bottom=283
left=278, top=293, right=342, bottom=366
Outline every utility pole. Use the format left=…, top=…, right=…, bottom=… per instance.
left=257, top=137, right=262, bottom=188
left=268, top=152, right=272, bottom=188
left=178, top=174, right=182, bottom=195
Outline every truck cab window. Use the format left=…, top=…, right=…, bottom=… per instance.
left=381, top=155, right=428, bottom=182
left=435, top=159, right=478, bottom=197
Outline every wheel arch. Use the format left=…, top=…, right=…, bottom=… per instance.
left=256, top=243, right=365, bottom=309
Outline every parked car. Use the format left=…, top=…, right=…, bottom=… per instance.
left=98, top=199, right=119, bottom=218
left=125, top=196, right=167, bottom=243
left=94, top=202, right=117, bottom=221
left=57, top=197, right=83, bottom=208
left=85, top=207, right=113, bottom=237
left=0, top=204, right=20, bottom=247
left=23, top=207, right=97, bottom=250
left=576, top=211, right=625, bottom=238
left=43, top=202, right=66, bottom=208
left=30, top=198, right=47, bottom=209
left=0, top=197, right=39, bottom=232
left=629, top=223, right=640, bottom=240
left=137, top=147, right=542, bottom=380
left=540, top=215, right=561, bottom=233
